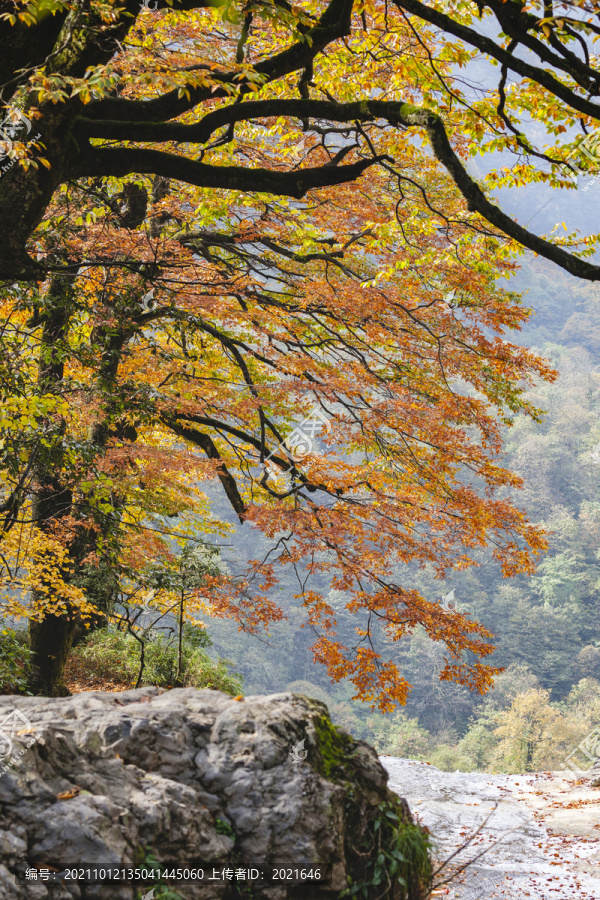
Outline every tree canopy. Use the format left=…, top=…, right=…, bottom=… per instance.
left=0, top=0, right=594, bottom=699
left=2, top=0, right=600, bottom=279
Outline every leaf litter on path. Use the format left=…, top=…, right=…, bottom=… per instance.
left=381, top=758, right=600, bottom=899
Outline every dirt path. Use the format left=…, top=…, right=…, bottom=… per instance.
left=381, top=758, right=600, bottom=900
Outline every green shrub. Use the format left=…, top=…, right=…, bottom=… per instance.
left=72, top=625, right=243, bottom=694
left=370, top=712, right=432, bottom=760
left=427, top=744, right=472, bottom=773
left=342, top=798, right=432, bottom=899
left=0, top=622, right=32, bottom=694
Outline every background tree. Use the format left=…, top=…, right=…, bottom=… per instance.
left=141, top=542, right=223, bottom=685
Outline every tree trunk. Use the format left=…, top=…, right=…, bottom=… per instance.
left=28, top=272, right=76, bottom=696
left=525, top=739, right=535, bottom=771
left=27, top=270, right=136, bottom=690
left=28, top=614, right=75, bottom=697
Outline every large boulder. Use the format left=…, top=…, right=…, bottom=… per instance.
left=0, top=687, right=430, bottom=899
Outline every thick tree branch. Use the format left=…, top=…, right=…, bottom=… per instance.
left=485, top=0, right=600, bottom=92
left=83, top=0, right=355, bottom=122
left=415, top=104, right=600, bottom=281
left=3, top=0, right=600, bottom=283
left=77, top=98, right=391, bottom=143
left=79, top=96, right=600, bottom=279
left=0, top=11, right=65, bottom=101
left=162, top=417, right=247, bottom=522
left=170, top=411, right=327, bottom=498
left=172, top=412, right=269, bottom=454
left=73, top=144, right=381, bottom=198
left=0, top=0, right=214, bottom=100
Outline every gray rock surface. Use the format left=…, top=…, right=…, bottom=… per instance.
left=0, top=688, right=421, bottom=899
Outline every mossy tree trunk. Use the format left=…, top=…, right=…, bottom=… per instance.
left=27, top=265, right=142, bottom=692
left=28, top=272, right=77, bottom=696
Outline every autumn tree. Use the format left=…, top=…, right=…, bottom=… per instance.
left=0, top=0, right=584, bottom=698
left=1, top=1, right=600, bottom=279
left=490, top=688, right=580, bottom=772
left=0, top=157, right=554, bottom=698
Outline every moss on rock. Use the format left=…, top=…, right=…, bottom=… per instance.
left=297, top=696, right=431, bottom=900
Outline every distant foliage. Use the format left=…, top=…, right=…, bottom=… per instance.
left=370, top=713, right=431, bottom=761
left=399, top=677, right=600, bottom=774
